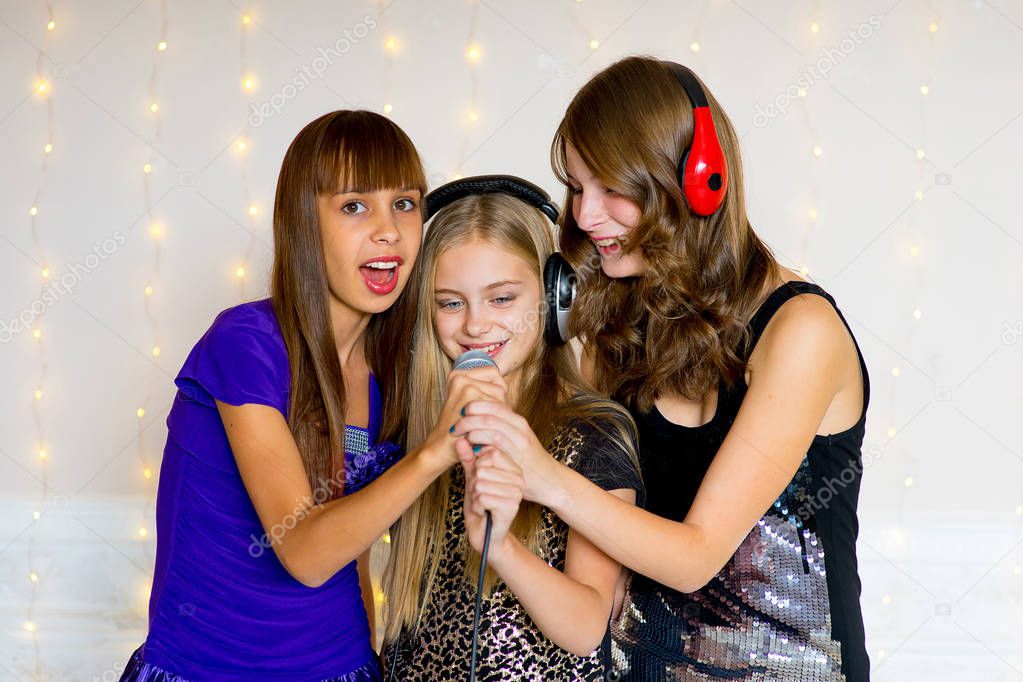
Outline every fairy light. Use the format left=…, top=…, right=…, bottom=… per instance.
left=34, top=389, right=43, bottom=401
left=913, top=308, right=922, bottom=320
left=891, top=367, right=901, bottom=377
left=807, top=208, right=817, bottom=220
left=43, top=143, right=52, bottom=154
left=144, top=468, right=154, bottom=480
left=466, top=44, right=482, bottom=63
left=236, top=266, right=246, bottom=279
left=383, top=103, right=393, bottom=114
left=46, top=20, right=55, bottom=31
left=910, top=244, right=919, bottom=257
left=589, top=39, right=599, bottom=49
left=810, top=21, right=820, bottom=33
left=236, top=139, right=248, bottom=153
left=915, top=148, right=926, bottom=160
left=242, top=14, right=252, bottom=25
left=36, top=80, right=48, bottom=94
left=157, top=40, right=167, bottom=51
left=138, top=527, right=148, bottom=538
left=40, top=267, right=50, bottom=279
left=904, top=477, right=914, bottom=488
left=143, top=163, right=152, bottom=174
left=149, top=222, right=163, bottom=239
left=29, top=205, right=38, bottom=216
left=144, top=285, right=153, bottom=297
left=384, top=36, right=397, bottom=52
left=920, top=84, right=929, bottom=95
left=149, top=101, right=159, bottom=113
left=467, top=110, right=479, bottom=123
left=136, top=408, right=145, bottom=418
left=24, top=621, right=36, bottom=632
left=29, top=573, right=38, bottom=583
left=812, top=145, right=823, bottom=157
left=887, top=427, right=897, bottom=438
left=33, top=328, right=42, bottom=341
left=248, top=204, right=258, bottom=216
left=38, top=447, right=47, bottom=461
left=881, top=594, right=893, bottom=605
left=690, top=42, right=700, bottom=52
left=242, top=75, right=256, bottom=91
left=929, top=21, right=938, bottom=33
left=151, top=345, right=161, bottom=358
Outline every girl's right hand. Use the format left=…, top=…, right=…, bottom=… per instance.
left=423, top=365, right=508, bottom=467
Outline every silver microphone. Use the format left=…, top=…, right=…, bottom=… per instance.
left=452, top=349, right=497, bottom=372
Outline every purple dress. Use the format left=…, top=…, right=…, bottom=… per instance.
left=120, top=298, right=401, bottom=682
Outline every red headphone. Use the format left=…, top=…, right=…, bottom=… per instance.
left=662, top=62, right=728, bottom=216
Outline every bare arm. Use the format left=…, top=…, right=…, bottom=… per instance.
left=219, top=368, right=507, bottom=588
left=463, top=298, right=854, bottom=592
left=357, top=548, right=377, bottom=648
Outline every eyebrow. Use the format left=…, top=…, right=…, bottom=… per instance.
left=332, top=187, right=421, bottom=197
left=435, top=280, right=522, bottom=295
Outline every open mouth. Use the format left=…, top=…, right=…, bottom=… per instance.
left=360, top=257, right=402, bottom=295
left=460, top=339, right=508, bottom=358
left=592, top=236, right=623, bottom=257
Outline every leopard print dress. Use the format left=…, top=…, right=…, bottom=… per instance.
left=384, top=422, right=638, bottom=681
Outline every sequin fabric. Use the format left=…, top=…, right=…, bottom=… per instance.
left=610, top=454, right=846, bottom=681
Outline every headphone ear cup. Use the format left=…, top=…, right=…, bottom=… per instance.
left=679, top=107, right=728, bottom=216
left=543, top=253, right=576, bottom=345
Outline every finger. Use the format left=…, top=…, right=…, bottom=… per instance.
left=454, top=437, right=476, bottom=468
left=478, top=449, right=523, bottom=476
left=475, top=465, right=523, bottom=486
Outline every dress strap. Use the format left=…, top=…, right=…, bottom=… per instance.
left=742, top=280, right=870, bottom=419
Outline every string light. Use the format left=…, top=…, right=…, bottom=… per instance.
left=24, top=621, right=36, bottom=632
left=38, top=447, right=47, bottom=461
left=384, top=37, right=397, bottom=52
left=383, top=103, right=393, bottom=114
left=236, top=139, right=248, bottom=153
left=144, top=468, right=154, bottom=480
left=920, top=84, right=929, bottom=95
left=236, top=266, right=246, bottom=279
left=34, top=389, right=43, bottom=401
left=807, top=208, right=818, bottom=220
left=151, top=345, right=161, bottom=358
left=810, top=21, right=820, bottom=33
left=915, top=148, right=926, bottom=160
left=904, top=477, right=914, bottom=488
left=41, top=267, right=50, bottom=279
left=891, top=367, right=901, bottom=377
left=32, top=328, right=41, bottom=341
left=136, top=408, right=145, bottom=418
left=29, top=573, right=38, bottom=583
left=242, top=75, right=256, bottom=91
left=913, top=308, right=922, bottom=320
left=467, top=110, right=479, bottom=123
left=909, top=244, right=920, bottom=257
left=466, top=44, right=481, bottom=63
left=43, top=143, right=52, bottom=154
left=36, top=80, right=48, bottom=95
left=887, top=427, right=897, bottom=438
left=242, top=14, right=252, bottom=25
left=29, top=205, right=38, bottom=216
left=247, top=204, right=258, bottom=216
left=144, top=285, right=153, bottom=297
left=149, top=101, right=159, bottom=113
left=138, top=527, right=148, bottom=538
left=812, top=145, right=823, bottom=157
left=47, top=19, right=55, bottom=31
left=143, top=163, right=152, bottom=174
left=157, top=40, right=167, bottom=51
left=690, top=42, right=700, bottom=52
left=929, top=21, right=938, bottom=33
left=589, top=39, right=599, bottom=49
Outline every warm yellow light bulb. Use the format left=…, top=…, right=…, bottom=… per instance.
left=929, top=21, right=938, bottom=33
left=237, top=140, right=248, bottom=152
left=36, top=81, right=48, bottom=94
left=810, top=22, right=820, bottom=33
left=150, top=102, right=159, bottom=113
left=891, top=367, right=901, bottom=377
left=383, top=103, right=393, bottom=114
left=589, top=39, right=599, bottom=49
left=47, top=20, right=55, bottom=31
left=812, top=145, right=823, bottom=157
left=30, top=572, right=38, bottom=583
left=157, top=40, right=168, bottom=51
left=33, top=328, right=42, bottom=340
left=466, top=44, right=482, bottom=63
left=913, top=308, right=922, bottom=320
left=38, top=447, right=47, bottom=461
left=29, top=205, right=38, bottom=216
left=144, top=468, right=153, bottom=480
left=33, top=511, right=41, bottom=520
left=915, top=148, right=925, bottom=160
left=468, top=111, right=479, bottom=123
left=807, top=208, right=818, bottom=220
left=143, top=163, right=152, bottom=174
left=886, top=426, right=897, bottom=438
left=690, top=42, right=700, bottom=53
left=920, top=85, right=929, bottom=95
left=236, top=266, right=246, bottom=278
left=34, top=389, right=43, bottom=400
left=242, top=14, right=252, bottom=25
left=139, top=527, right=148, bottom=537
left=144, top=285, right=153, bottom=297
left=904, top=477, right=914, bottom=488
left=914, top=190, right=923, bottom=201
left=910, top=245, right=919, bottom=257
left=137, top=407, right=145, bottom=418
left=799, top=265, right=809, bottom=276
left=152, top=345, right=161, bottom=358
left=41, top=267, right=50, bottom=279
left=881, top=594, right=893, bottom=605
left=149, top=222, right=162, bottom=239
left=243, top=76, right=256, bottom=91
left=384, top=37, right=397, bottom=51
left=43, top=143, right=53, bottom=154
left=248, top=204, right=258, bottom=216
left=797, top=87, right=807, bottom=98
left=24, top=621, right=36, bottom=632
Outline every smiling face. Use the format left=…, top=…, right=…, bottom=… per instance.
left=432, top=239, right=543, bottom=394
left=564, top=143, right=647, bottom=279
left=316, top=187, right=423, bottom=320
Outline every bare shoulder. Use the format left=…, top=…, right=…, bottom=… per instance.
left=752, top=284, right=855, bottom=375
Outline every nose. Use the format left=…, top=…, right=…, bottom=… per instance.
left=463, top=303, right=492, bottom=337
left=371, top=208, right=400, bottom=245
left=575, top=189, right=605, bottom=233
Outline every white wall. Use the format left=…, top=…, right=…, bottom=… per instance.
left=1, top=0, right=1021, bottom=679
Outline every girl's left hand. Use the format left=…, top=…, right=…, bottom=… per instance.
left=458, top=441, right=524, bottom=561
left=453, top=401, right=561, bottom=509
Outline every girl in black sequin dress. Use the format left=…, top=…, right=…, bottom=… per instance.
left=382, top=188, right=644, bottom=680
left=461, top=58, right=871, bottom=681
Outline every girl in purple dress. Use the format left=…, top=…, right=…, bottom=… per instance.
left=119, top=110, right=505, bottom=681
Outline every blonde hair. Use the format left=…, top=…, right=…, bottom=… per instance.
left=382, top=192, right=639, bottom=642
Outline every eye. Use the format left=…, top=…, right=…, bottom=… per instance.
left=492, top=294, right=516, bottom=306
left=341, top=201, right=367, bottom=215
left=604, top=186, right=619, bottom=196
left=394, top=197, right=417, bottom=212
left=437, top=299, right=463, bottom=311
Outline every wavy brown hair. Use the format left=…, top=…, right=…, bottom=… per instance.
left=552, top=56, right=780, bottom=410
left=382, top=193, right=640, bottom=642
left=270, top=110, right=426, bottom=498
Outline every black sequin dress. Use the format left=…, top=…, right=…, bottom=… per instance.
left=610, top=281, right=871, bottom=681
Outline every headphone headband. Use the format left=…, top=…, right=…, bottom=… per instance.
left=424, top=174, right=560, bottom=223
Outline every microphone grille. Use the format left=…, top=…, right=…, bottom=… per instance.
left=452, top=350, right=497, bottom=371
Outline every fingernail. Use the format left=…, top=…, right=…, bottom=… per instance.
left=449, top=425, right=455, bottom=433
left=461, top=406, right=466, bottom=417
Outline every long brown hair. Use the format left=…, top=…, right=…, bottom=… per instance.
left=270, top=110, right=426, bottom=498
left=382, top=193, right=639, bottom=641
left=552, top=56, right=780, bottom=410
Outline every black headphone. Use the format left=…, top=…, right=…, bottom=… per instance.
left=662, top=61, right=728, bottom=216
left=424, top=174, right=577, bottom=346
